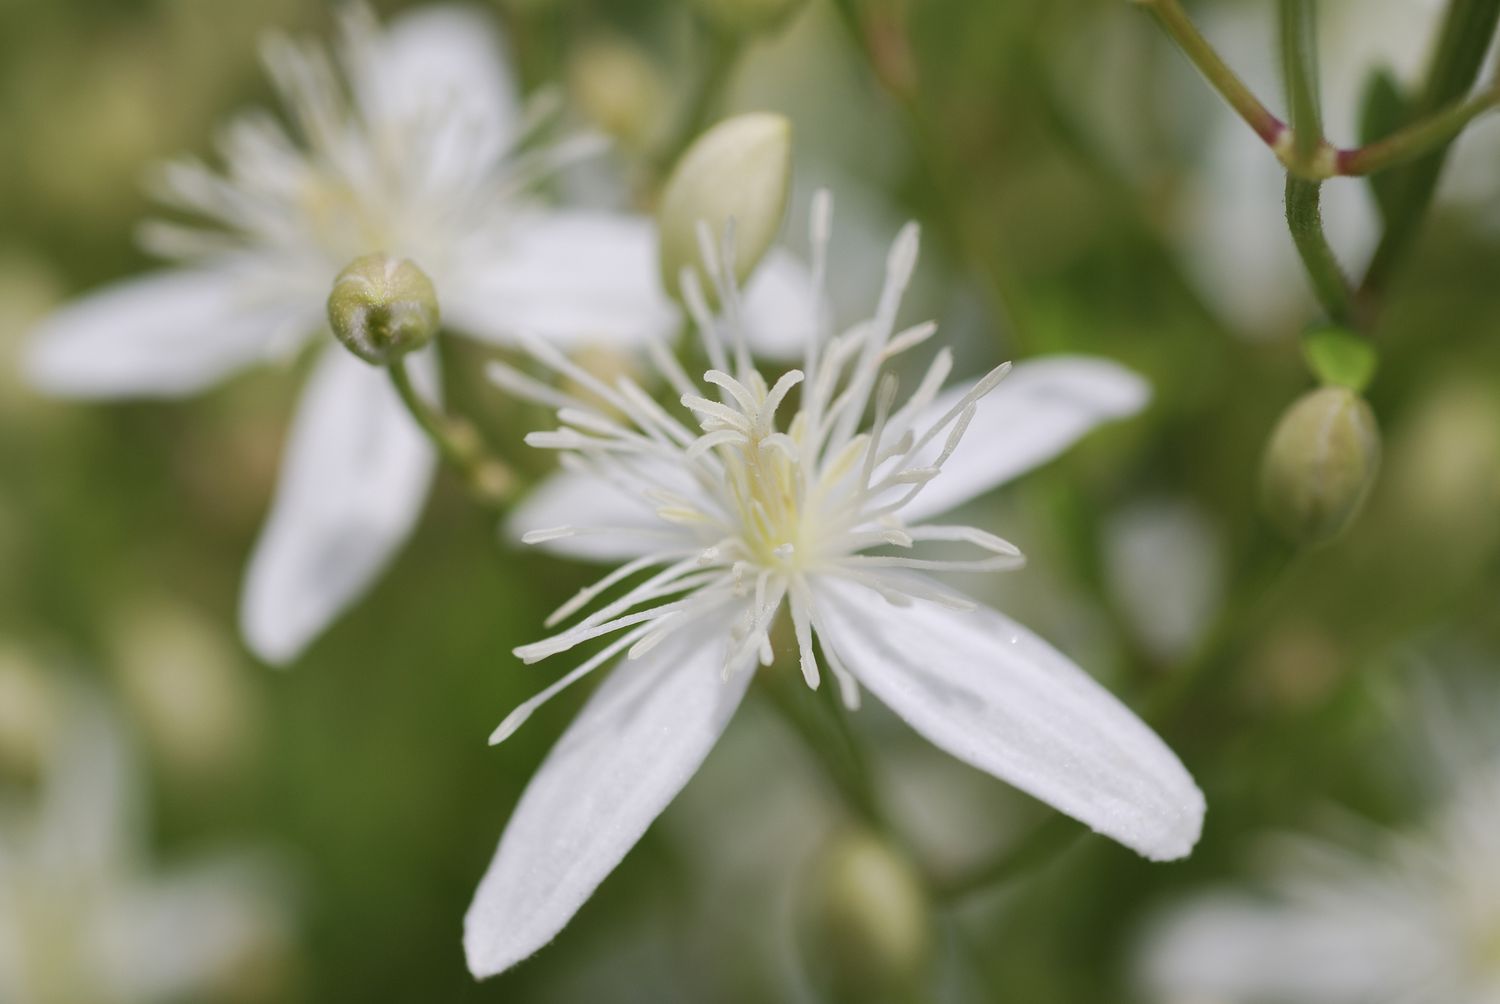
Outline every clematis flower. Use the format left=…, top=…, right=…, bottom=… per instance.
left=466, top=194, right=1205, bottom=978
left=1138, top=673, right=1500, bottom=1004
left=22, top=4, right=801, bottom=665
left=0, top=683, right=287, bottom=1004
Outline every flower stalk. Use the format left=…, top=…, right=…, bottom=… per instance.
left=387, top=357, right=512, bottom=508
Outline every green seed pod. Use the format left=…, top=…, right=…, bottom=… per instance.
left=326, top=254, right=440, bottom=365
left=689, top=0, right=808, bottom=35
left=1260, top=386, right=1381, bottom=545
left=657, top=112, right=792, bottom=303
left=801, top=828, right=932, bottom=1002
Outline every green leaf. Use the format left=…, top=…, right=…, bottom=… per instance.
left=1301, top=325, right=1379, bottom=392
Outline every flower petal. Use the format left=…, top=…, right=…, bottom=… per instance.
left=814, top=577, right=1204, bottom=861
left=902, top=355, right=1150, bottom=522
left=240, top=348, right=437, bottom=664
left=505, top=466, right=694, bottom=563
left=464, top=617, right=748, bottom=978
left=1137, top=892, right=1409, bottom=1003
left=445, top=210, right=678, bottom=348
left=361, top=4, right=520, bottom=161
left=739, top=248, right=822, bottom=362
left=24, top=270, right=311, bottom=398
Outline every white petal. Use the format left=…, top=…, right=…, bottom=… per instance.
left=464, top=617, right=748, bottom=977
left=363, top=4, right=519, bottom=157
left=1137, top=892, right=1417, bottom=1003
left=902, top=355, right=1150, bottom=522
left=507, top=462, right=699, bottom=564
left=814, top=577, right=1203, bottom=861
left=445, top=210, right=678, bottom=348
left=240, top=348, right=437, bottom=664
left=24, top=270, right=310, bottom=398
left=739, top=248, right=822, bottom=361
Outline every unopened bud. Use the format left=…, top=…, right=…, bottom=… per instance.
left=1260, top=387, right=1381, bottom=545
left=658, top=113, right=792, bottom=302
left=569, top=37, right=670, bottom=153
left=689, top=0, right=808, bottom=35
left=801, top=828, right=932, bottom=1001
left=327, top=254, right=439, bottom=364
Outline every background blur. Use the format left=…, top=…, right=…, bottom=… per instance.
left=3, top=0, right=1499, bottom=1001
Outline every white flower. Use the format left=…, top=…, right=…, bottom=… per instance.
left=22, top=5, right=807, bottom=665
left=465, top=193, right=1206, bottom=978
left=1138, top=675, right=1500, bottom=1004
left=0, top=685, right=286, bottom=1004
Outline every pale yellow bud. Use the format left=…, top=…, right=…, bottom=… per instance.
left=801, top=828, right=932, bottom=1001
left=1259, top=387, right=1381, bottom=545
left=327, top=254, right=439, bottom=365
left=569, top=37, right=670, bottom=153
left=657, top=113, right=792, bottom=302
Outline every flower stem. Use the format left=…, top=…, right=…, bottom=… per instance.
left=1359, top=0, right=1500, bottom=303
left=1285, top=176, right=1356, bottom=326
left=658, top=26, right=743, bottom=174
left=1137, top=0, right=1288, bottom=148
left=932, top=812, right=1084, bottom=903
left=829, top=0, right=1037, bottom=352
left=387, top=356, right=513, bottom=509
left=1337, top=85, right=1500, bottom=177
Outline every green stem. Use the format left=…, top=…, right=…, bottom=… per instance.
left=1286, top=178, right=1356, bottom=328
left=387, top=357, right=512, bottom=508
left=1279, top=0, right=1323, bottom=165
left=829, top=0, right=1035, bottom=352
left=1138, top=0, right=1288, bottom=147
left=1338, top=85, right=1500, bottom=176
left=658, top=26, right=743, bottom=174
left=1360, top=0, right=1500, bottom=301
left=932, top=813, right=1084, bottom=903
left=759, top=673, right=886, bottom=829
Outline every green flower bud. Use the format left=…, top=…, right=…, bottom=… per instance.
left=1260, top=386, right=1381, bottom=545
left=327, top=254, right=439, bottom=365
left=657, top=112, right=792, bottom=303
left=801, top=828, right=932, bottom=1002
left=569, top=37, right=670, bottom=153
left=689, top=0, right=808, bottom=35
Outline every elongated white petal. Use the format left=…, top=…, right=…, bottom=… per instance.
left=446, top=210, right=678, bottom=348
left=1137, top=893, right=1414, bottom=1003
left=24, top=270, right=312, bottom=398
left=506, top=466, right=701, bottom=562
left=900, top=355, right=1150, bottom=521
left=815, top=577, right=1203, bottom=861
left=739, top=248, right=822, bottom=361
left=240, top=348, right=437, bottom=664
left=464, top=618, right=749, bottom=977
left=364, top=4, right=519, bottom=165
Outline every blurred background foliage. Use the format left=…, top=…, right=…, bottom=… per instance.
left=2, top=0, right=1499, bottom=1000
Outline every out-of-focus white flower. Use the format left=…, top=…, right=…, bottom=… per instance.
left=0, top=685, right=288, bottom=1004
left=1104, top=499, right=1224, bottom=664
left=1138, top=674, right=1500, bottom=1004
left=465, top=192, right=1204, bottom=978
left=22, top=5, right=813, bottom=665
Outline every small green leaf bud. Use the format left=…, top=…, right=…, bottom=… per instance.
left=1301, top=325, right=1377, bottom=392
left=1260, top=386, right=1381, bottom=545
left=689, top=0, right=808, bottom=35
left=327, top=254, right=439, bottom=365
left=657, top=112, right=792, bottom=303
left=801, top=828, right=932, bottom=1002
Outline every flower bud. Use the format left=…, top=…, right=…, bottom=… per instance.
left=657, top=113, right=792, bottom=302
left=801, top=828, right=932, bottom=1001
left=327, top=254, right=439, bottom=364
left=569, top=37, right=670, bottom=153
left=1259, top=386, right=1381, bottom=545
left=689, top=0, right=808, bottom=35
